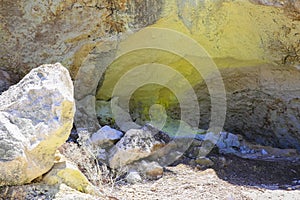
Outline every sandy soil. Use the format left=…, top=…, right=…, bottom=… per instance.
left=1, top=154, right=300, bottom=200
left=109, top=154, right=300, bottom=200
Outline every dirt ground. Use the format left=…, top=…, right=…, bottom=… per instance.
left=1, top=154, right=300, bottom=200
left=108, top=154, right=300, bottom=200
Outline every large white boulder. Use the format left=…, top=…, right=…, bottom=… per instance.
left=0, top=63, right=75, bottom=186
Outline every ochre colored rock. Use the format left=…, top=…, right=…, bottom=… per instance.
left=42, top=153, right=96, bottom=195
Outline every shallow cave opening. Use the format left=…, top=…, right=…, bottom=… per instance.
left=94, top=62, right=300, bottom=152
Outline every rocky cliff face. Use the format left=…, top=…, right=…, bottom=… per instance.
left=1, top=0, right=300, bottom=150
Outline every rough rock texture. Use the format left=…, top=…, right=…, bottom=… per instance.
left=216, top=132, right=241, bottom=153
left=73, top=40, right=118, bottom=131
left=135, top=160, right=164, bottom=180
left=195, top=64, right=300, bottom=150
left=42, top=154, right=96, bottom=195
left=1, top=0, right=300, bottom=150
left=108, top=127, right=166, bottom=169
left=95, top=0, right=300, bottom=150
left=0, top=0, right=164, bottom=132
left=251, top=0, right=300, bottom=19
left=90, top=125, right=124, bottom=148
left=0, top=63, right=75, bottom=186
left=125, top=171, right=142, bottom=184
left=0, top=183, right=101, bottom=200
left=0, top=69, right=20, bottom=94
left=0, top=0, right=164, bottom=78
left=126, top=160, right=163, bottom=181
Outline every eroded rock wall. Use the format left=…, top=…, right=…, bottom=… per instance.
left=1, top=0, right=300, bottom=150
left=95, top=0, right=300, bottom=149
left=195, top=64, right=300, bottom=150
left=0, top=0, right=164, bottom=84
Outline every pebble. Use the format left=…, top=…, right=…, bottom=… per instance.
left=261, top=149, right=268, bottom=155
left=125, top=171, right=142, bottom=184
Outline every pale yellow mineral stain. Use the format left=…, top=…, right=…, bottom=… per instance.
left=96, top=0, right=300, bottom=116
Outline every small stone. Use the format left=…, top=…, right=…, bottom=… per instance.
left=91, top=125, right=124, bottom=148
left=217, top=132, right=240, bottom=151
left=42, top=158, right=96, bottom=195
left=97, top=149, right=107, bottom=162
left=226, top=133, right=240, bottom=147
left=218, top=156, right=227, bottom=168
left=125, top=171, right=142, bottom=184
left=195, top=157, right=214, bottom=168
left=261, top=149, right=268, bottom=155
left=95, top=100, right=113, bottom=126
left=141, top=161, right=164, bottom=180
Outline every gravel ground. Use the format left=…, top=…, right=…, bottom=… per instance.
left=109, top=155, right=300, bottom=200
left=1, top=155, right=300, bottom=200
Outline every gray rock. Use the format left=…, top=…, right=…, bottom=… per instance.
left=91, top=125, right=124, bottom=148
left=217, top=132, right=240, bottom=151
left=194, top=157, right=214, bottom=168
left=125, top=171, right=142, bottom=184
left=0, top=63, right=75, bottom=186
left=136, top=160, right=163, bottom=180
left=0, top=69, right=19, bottom=94
left=198, top=65, right=300, bottom=150
left=95, top=100, right=114, bottom=126
left=108, top=128, right=165, bottom=169
left=96, top=148, right=107, bottom=162
left=74, top=41, right=118, bottom=132
left=74, top=95, right=100, bottom=133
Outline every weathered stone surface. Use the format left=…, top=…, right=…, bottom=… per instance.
left=137, top=160, right=163, bottom=180
left=0, top=182, right=101, bottom=200
left=194, top=157, right=214, bottom=168
left=125, top=171, right=142, bottom=184
left=0, top=63, right=75, bottom=186
left=42, top=154, right=96, bottom=195
left=95, top=100, right=114, bottom=126
left=251, top=0, right=300, bottom=18
left=0, top=0, right=163, bottom=78
left=52, top=184, right=100, bottom=200
left=0, top=0, right=164, bottom=132
left=1, top=0, right=300, bottom=152
left=94, top=0, right=300, bottom=151
left=196, top=64, right=300, bottom=150
left=108, top=127, right=166, bottom=169
left=127, top=160, right=164, bottom=181
left=74, top=95, right=100, bottom=132
left=90, top=125, right=124, bottom=148
left=216, top=132, right=241, bottom=153
left=73, top=40, right=118, bottom=131
left=0, top=69, right=20, bottom=94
